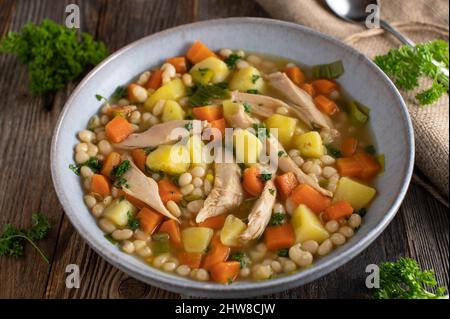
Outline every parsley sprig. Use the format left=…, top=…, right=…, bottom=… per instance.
left=0, top=213, right=51, bottom=263
left=374, top=40, right=449, bottom=106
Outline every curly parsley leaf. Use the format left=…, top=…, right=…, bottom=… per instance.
left=69, top=157, right=101, bottom=176
left=127, top=212, right=140, bottom=231
left=259, top=172, right=272, bottom=182
left=0, top=213, right=51, bottom=263
left=374, top=40, right=449, bottom=106
left=325, top=144, right=342, bottom=158
left=269, top=213, right=285, bottom=226
left=0, top=19, right=108, bottom=95
left=229, top=251, right=249, bottom=269
left=224, top=54, right=242, bottom=69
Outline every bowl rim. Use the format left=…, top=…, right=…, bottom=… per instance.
left=51, top=17, right=414, bottom=297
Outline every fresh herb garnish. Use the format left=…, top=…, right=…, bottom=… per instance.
left=243, top=102, right=252, bottom=114
left=111, top=160, right=130, bottom=179
left=278, top=150, right=286, bottom=157
left=365, top=145, right=377, bottom=155
left=188, top=84, right=230, bottom=106
left=95, top=94, right=107, bottom=102
left=269, top=213, right=285, bottom=226
left=0, top=213, right=50, bottom=263
left=69, top=157, right=101, bottom=176
left=0, top=19, right=108, bottom=95
left=238, top=163, right=247, bottom=172
left=111, top=86, right=127, bottom=102
left=356, top=208, right=367, bottom=217
left=104, top=234, right=118, bottom=245
left=127, top=211, right=140, bottom=231
left=246, top=89, right=259, bottom=94
left=252, top=123, right=270, bottom=140
left=268, top=188, right=275, bottom=195
left=325, top=144, right=342, bottom=158
left=374, top=40, right=449, bottom=106
left=277, top=248, right=289, bottom=257
left=374, top=257, right=447, bottom=299
left=184, top=122, right=193, bottom=130
left=69, top=164, right=80, bottom=176
left=229, top=251, right=249, bottom=269
left=224, top=54, right=242, bottom=69
left=251, top=74, right=261, bottom=84
left=259, top=172, right=272, bottom=182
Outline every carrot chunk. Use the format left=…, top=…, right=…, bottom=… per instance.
left=90, top=174, right=111, bottom=196
left=166, top=56, right=188, bottom=73
left=312, top=79, right=338, bottom=95
left=336, top=157, right=363, bottom=178
left=289, top=184, right=331, bottom=214
left=325, top=200, right=354, bottom=220
left=210, top=118, right=226, bottom=138
left=264, top=224, right=296, bottom=251
left=341, top=137, right=358, bottom=157
left=300, top=83, right=315, bottom=96
left=285, top=66, right=305, bottom=86
left=105, top=116, right=134, bottom=143
left=203, top=236, right=231, bottom=270
left=275, top=172, right=299, bottom=199
left=131, top=148, right=147, bottom=172
left=186, top=40, right=216, bottom=64
left=179, top=252, right=203, bottom=269
left=100, top=151, right=121, bottom=177
left=192, top=105, right=223, bottom=122
left=136, top=207, right=164, bottom=234
left=242, top=166, right=264, bottom=197
left=314, top=95, right=338, bottom=115
left=145, top=69, right=163, bottom=90
left=353, top=152, right=381, bottom=179
left=158, top=179, right=182, bottom=204
left=198, top=214, right=226, bottom=230
left=210, top=261, right=241, bottom=284
left=159, top=219, right=182, bottom=247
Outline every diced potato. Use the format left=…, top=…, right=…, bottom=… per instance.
left=332, top=177, right=376, bottom=210
left=223, top=100, right=241, bottom=122
left=188, top=134, right=206, bottom=164
left=265, top=114, right=297, bottom=147
left=292, top=204, right=329, bottom=244
left=191, top=69, right=214, bottom=85
left=161, top=100, right=185, bottom=122
left=103, top=199, right=137, bottom=227
left=190, top=57, right=230, bottom=83
left=233, top=128, right=263, bottom=164
left=144, top=78, right=186, bottom=110
left=229, top=66, right=265, bottom=93
left=293, top=131, right=324, bottom=158
left=220, top=215, right=247, bottom=246
left=146, top=144, right=190, bottom=174
left=182, top=227, right=214, bottom=253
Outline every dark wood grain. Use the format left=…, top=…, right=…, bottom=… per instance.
left=0, top=0, right=448, bottom=299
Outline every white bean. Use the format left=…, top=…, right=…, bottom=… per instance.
left=288, top=149, right=301, bottom=158
left=195, top=268, right=209, bottom=281
left=137, top=71, right=151, bottom=85
left=133, top=240, right=147, bottom=251
left=271, top=260, right=283, bottom=273
left=137, top=247, right=152, bottom=258
left=75, top=143, right=88, bottom=153
left=100, top=115, right=109, bottom=125
left=339, top=226, right=354, bottom=238
left=166, top=200, right=181, bottom=217
left=187, top=199, right=204, bottom=213
left=176, top=265, right=191, bottom=276
left=289, top=244, right=313, bottom=267
left=84, top=195, right=96, bottom=208
left=134, top=229, right=150, bottom=242
left=153, top=253, right=170, bottom=268
left=98, top=218, right=116, bottom=233
left=203, top=179, right=212, bottom=194
left=75, top=151, right=90, bottom=164
left=192, top=177, right=203, bottom=188
left=321, top=155, right=336, bottom=165
left=235, top=50, right=245, bottom=57
left=191, top=166, right=205, bottom=178
left=80, top=166, right=93, bottom=178
left=252, top=264, right=272, bottom=280
left=293, top=156, right=304, bottom=167
left=112, top=229, right=133, bottom=241
left=131, top=84, right=148, bottom=103
left=322, top=166, right=337, bottom=179
left=180, top=184, right=194, bottom=195
left=129, top=110, right=141, bottom=124
left=163, top=262, right=177, bottom=272
left=152, top=99, right=165, bottom=116
left=285, top=198, right=296, bottom=215
left=330, top=233, right=346, bottom=246
left=302, top=240, right=319, bottom=255
left=236, top=60, right=250, bottom=69
left=283, top=260, right=297, bottom=272
left=192, top=187, right=203, bottom=198
left=325, top=220, right=339, bottom=233
left=182, top=73, right=193, bottom=87
left=97, top=140, right=112, bottom=156
left=317, top=239, right=333, bottom=256
left=121, top=240, right=135, bottom=254
left=240, top=267, right=251, bottom=277
left=178, top=172, right=193, bottom=187
left=246, top=54, right=262, bottom=64
left=78, top=130, right=95, bottom=143
left=273, top=203, right=285, bottom=214
left=348, top=214, right=362, bottom=229
left=219, top=48, right=233, bottom=58
left=87, top=143, right=98, bottom=157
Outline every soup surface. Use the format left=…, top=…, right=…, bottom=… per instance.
left=72, top=41, right=382, bottom=284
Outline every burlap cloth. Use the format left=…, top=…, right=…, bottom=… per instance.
left=257, top=0, right=449, bottom=205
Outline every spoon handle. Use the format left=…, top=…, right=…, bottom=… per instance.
left=379, top=20, right=416, bottom=47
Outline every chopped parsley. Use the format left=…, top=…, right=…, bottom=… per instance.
left=229, top=251, right=249, bottom=269
left=365, top=145, right=377, bottom=155
left=269, top=213, right=285, bottom=226
left=104, top=234, right=118, bottom=245
left=111, top=160, right=131, bottom=188
left=356, top=208, right=367, bottom=217
left=277, top=248, right=289, bottom=257
left=111, top=86, right=127, bottom=101
left=224, top=54, right=242, bottom=69
left=95, top=94, right=107, bottom=102
left=259, top=172, right=272, bottom=182
left=252, top=123, right=270, bottom=141
left=127, top=211, right=140, bottom=231
left=188, top=84, right=230, bottom=106
left=325, top=144, right=342, bottom=158
left=278, top=150, right=286, bottom=157
left=69, top=157, right=101, bottom=176
left=268, top=188, right=275, bottom=195
left=246, top=89, right=259, bottom=94
left=243, top=102, right=252, bottom=114
left=69, top=164, right=80, bottom=176
left=251, top=74, right=261, bottom=83
left=184, top=122, right=193, bottom=130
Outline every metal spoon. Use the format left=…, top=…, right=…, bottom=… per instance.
left=325, top=0, right=449, bottom=77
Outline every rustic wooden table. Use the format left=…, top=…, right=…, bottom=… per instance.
left=0, top=0, right=448, bottom=299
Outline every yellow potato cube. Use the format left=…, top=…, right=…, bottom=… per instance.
left=293, top=131, right=324, bottom=158
left=103, top=199, right=137, bottom=227
left=332, top=177, right=376, bottom=210
left=144, top=78, right=186, bottom=110
left=190, top=57, right=230, bottom=83
left=292, top=204, right=329, bottom=244
left=220, top=215, right=247, bottom=246
left=229, top=66, right=265, bottom=93
left=146, top=144, right=190, bottom=174
left=182, top=227, right=214, bottom=253
left=233, top=128, right=263, bottom=164
left=161, top=100, right=185, bottom=122
left=187, top=134, right=207, bottom=164
left=265, top=114, right=297, bottom=147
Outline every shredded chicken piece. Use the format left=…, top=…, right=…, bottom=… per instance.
left=266, top=136, right=332, bottom=197
left=195, top=162, right=244, bottom=223
left=267, top=72, right=333, bottom=130
left=120, top=155, right=178, bottom=221
left=225, top=103, right=255, bottom=129
left=114, top=120, right=208, bottom=149
left=240, top=178, right=277, bottom=242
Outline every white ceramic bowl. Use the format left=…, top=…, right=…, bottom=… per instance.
left=51, top=18, right=414, bottom=298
